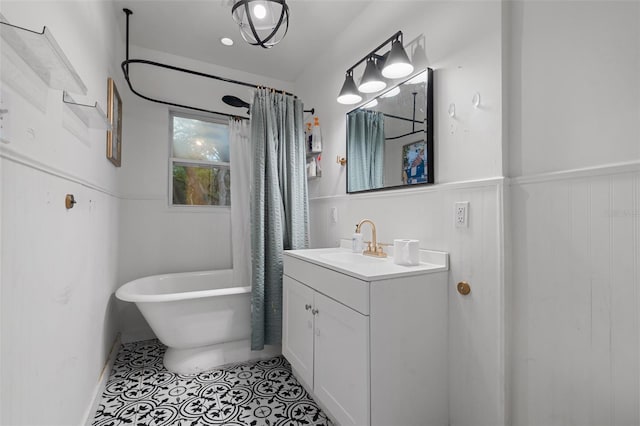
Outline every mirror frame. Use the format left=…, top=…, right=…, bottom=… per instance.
left=346, top=68, right=434, bottom=194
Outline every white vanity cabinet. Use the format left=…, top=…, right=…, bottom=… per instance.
left=283, top=275, right=370, bottom=426
left=283, top=248, right=449, bottom=426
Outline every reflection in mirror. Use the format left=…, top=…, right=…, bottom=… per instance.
left=346, top=68, right=433, bottom=193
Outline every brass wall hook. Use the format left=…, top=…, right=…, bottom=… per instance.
left=65, top=194, right=77, bottom=209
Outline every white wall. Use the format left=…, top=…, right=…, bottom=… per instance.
left=116, top=45, right=294, bottom=341
left=508, top=1, right=640, bottom=177
left=0, top=1, right=123, bottom=424
left=508, top=2, right=640, bottom=425
left=296, top=2, right=506, bottom=425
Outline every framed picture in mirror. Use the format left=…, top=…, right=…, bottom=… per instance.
left=401, top=140, right=427, bottom=184
left=106, top=77, right=122, bottom=167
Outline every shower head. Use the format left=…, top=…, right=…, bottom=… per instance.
left=222, top=95, right=250, bottom=115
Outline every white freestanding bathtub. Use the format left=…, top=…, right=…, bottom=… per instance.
left=116, top=269, right=277, bottom=374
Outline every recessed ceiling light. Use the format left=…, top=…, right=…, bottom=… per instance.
left=220, top=37, right=234, bottom=46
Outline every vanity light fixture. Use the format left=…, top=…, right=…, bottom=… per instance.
left=336, top=30, right=414, bottom=104
left=231, top=0, right=289, bottom=49
left=220, top=37, right=234, bottom=46
left=358, top=57, right=386, bottom=93
left=337, top=70, right=363, bottom=105
left=381, top=37, right=414, bottom=78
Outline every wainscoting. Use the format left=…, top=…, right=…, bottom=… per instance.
left=510, top=163, right=640, bottom=426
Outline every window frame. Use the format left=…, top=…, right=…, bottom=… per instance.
left=168, top=110, right=231, bottom=209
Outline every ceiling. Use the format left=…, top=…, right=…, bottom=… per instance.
left=114, top=0, right=371, bottom=83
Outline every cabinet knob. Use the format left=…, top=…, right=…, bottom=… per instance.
left=311, top=308, right=319, bottom=315
left=305, top=304, right=312, bottom=311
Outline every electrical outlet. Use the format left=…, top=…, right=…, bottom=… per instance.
left=455, top=201, right=469, bottom=228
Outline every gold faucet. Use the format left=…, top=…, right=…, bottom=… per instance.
left=356, top=219, right=387, bottom=258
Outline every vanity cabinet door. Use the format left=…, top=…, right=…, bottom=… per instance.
left=313, top=292, right=370, bottom=426
left=282, top=276, right=315, bottom=389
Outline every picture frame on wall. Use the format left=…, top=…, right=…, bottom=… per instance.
left=106, top=77, right=122, bottom=167
left=401, top=140, right=428, bottom=185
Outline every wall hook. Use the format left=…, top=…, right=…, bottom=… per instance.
left=65, top=194, right=76, bottom=209
left=336, top=156, right=346, bottom=166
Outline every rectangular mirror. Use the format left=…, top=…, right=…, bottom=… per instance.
left=346, top=68, right=433, bottom=193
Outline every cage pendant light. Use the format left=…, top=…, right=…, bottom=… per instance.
left=232, top=0, right=289, bottom=49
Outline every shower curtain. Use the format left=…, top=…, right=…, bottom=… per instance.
left=250, top=89, right=309, bottom=350
left=347, top=110, right=385, bottom=191
left=229, top=118, right=251, bottom=287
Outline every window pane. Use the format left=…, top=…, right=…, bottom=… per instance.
left=172, top=164, right=231, bottom=206
left=172, top=115, right=230, bottom=162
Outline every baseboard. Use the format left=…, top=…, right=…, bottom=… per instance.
left=82, top=334, right=121, bottom=426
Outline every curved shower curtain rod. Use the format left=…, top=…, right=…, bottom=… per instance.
left=120, top=8, right=314, bottom=120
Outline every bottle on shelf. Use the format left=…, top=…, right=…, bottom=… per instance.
left=305, top=122, right=313, bottom=153
left=311, top=116, right=322, bottom=152
left=308, top=157, right=316, bottom=178
left=315, top=154, right=322, bottom=177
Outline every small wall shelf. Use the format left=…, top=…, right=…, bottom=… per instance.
left=0, top=19, right=87, bottom=95
left=62, top=91, right=110, bottom=130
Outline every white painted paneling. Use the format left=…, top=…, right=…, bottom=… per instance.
left=309, top=178, right=505, bottom=426
left=511, top=167, right=640, bottom=426
left=1, top=159, right=120, bottom=425
left=0, top=1, right=123, bottom=424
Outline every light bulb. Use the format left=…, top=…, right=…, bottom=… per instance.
left=253, top=3, right=267, bottom=19
left=337, top=93, right=362, bottom=105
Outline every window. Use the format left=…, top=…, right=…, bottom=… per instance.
left=170, top=112, right=231, bottom=206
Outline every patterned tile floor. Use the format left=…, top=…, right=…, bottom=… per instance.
left=92, top=340, right=332, bottom=426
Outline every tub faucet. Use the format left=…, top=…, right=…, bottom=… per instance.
left=356, top=219, right=387, bottom=258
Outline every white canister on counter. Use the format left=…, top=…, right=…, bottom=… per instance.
left=393, top=239, right=420, bottom=265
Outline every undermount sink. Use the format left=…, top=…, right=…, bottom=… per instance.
left=285, top=245, right=448, bottom=281
left=319, top=252, right=388, bottom=265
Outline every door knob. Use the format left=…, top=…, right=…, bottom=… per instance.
left=457, top=281, right=471, bottom=295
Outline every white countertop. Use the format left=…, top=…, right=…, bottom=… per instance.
left=284, top=247, right=449, bottom=281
